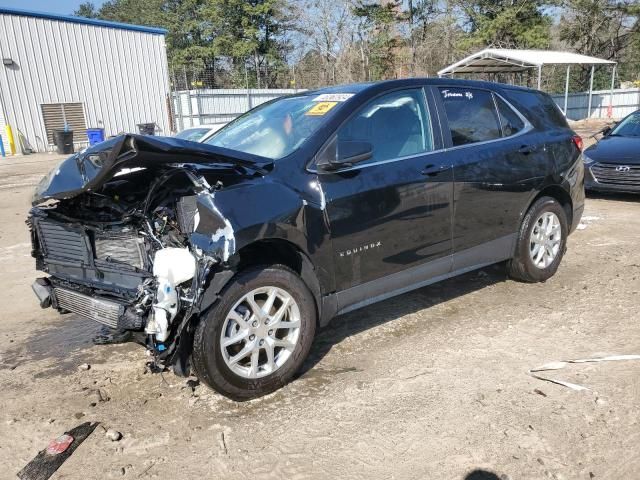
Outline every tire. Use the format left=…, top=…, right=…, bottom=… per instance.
left=507, top=196, right=568, bottom=283
left=192, top=265, right=316, bottom=401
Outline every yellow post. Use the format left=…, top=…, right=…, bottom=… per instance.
left=5, top=125, right=16, bottom=155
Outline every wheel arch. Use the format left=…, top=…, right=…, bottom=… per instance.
left=526, top=184, right=573, bottom=227
left=228, top=238, right=323, bottom=325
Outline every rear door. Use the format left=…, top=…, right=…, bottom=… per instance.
left=432, top=86, right=546, bottom=268
left=318, top=87, right=453, bottom=299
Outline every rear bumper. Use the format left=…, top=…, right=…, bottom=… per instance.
left=570, top=203, right=584, bottom=234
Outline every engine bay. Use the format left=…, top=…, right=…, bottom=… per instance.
left=28, top=166, right=232, bottom=373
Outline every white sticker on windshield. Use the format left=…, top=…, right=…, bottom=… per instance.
left=313, top=93, right=354, bottom=102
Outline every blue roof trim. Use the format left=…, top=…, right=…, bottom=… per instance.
left=0, top=7, right=167, bottom=35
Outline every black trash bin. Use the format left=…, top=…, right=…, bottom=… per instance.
left=53, top=130, right=74, bottom=154
left=137, top=123, right=156, bottom=136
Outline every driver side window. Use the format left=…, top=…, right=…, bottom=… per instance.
left=336, top=89, right=433, bottom=165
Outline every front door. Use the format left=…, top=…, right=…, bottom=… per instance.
left=317, top=88, right=453, bottom=304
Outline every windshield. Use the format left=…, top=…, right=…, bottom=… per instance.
left=175, top=128, right=212, bottom=142
left=205, top=94, right=348, bottom=159
left=611, top=112, right=640, bottom=137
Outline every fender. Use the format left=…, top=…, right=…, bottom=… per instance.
left=189, top=179, right=335, bottom=313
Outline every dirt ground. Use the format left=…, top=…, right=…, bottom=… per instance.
left=1, top=129, right=639, bottom=479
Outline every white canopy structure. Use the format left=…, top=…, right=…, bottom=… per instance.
left=438, top=49, right=617, bottom=118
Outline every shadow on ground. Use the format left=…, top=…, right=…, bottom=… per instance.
left=586, top=191, right=640, bottom=203
left=465, top=470, right=502, bottom=480
left=0, top=314, right=128, bottom=377
left=3, top=264, right=507, bottom=382
left=299, top=263, right=508, bottom=376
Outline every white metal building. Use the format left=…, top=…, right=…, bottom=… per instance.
left=0, top=7, right=170, bottom=154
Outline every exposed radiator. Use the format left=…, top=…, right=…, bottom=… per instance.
left=54, top=288, right=123, bottom=328
left=94, top=229, right=146, bottom=269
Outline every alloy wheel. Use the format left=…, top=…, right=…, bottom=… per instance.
left=219, top=286, right=301, bottom=379
left=529, top=211, right=562, bottom=269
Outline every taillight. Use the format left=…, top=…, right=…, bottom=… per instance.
left=572, top=135, right=583, bottom=151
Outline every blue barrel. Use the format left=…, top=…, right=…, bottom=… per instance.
left=86, top=128, right=105, bottom=146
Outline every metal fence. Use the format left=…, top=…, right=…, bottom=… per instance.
left=169, top=83, right=640, bottom=133
left=551, top=88, right=640, bottom=121
left=170, top=88, right=303, bottom=132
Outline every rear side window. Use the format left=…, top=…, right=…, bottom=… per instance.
left=495, top=95, right=525, bottom=136
left=502, top=90, right=569, bottom=130
left=438, top=87, right=501, bottom=146
left=537, top=92, right=568, bottom=127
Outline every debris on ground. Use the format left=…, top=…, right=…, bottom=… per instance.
left=45, top=434, right=74, bottom=455
left=218, top=431, right=228, bottom=455
left=577, top=215, right=602, bottom=230
left=529, top=354, right=640, bottom=391
left=185, top=378, right=199, bottom=392
left=77, top=364, right=91, bottom=371
left=17, top=422, right=99, bottom=480
left=105, top=428, right=122, bottom=442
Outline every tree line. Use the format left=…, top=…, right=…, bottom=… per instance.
left=75, top=0, right=640, bottom=91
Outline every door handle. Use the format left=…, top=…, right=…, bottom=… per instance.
left=518, top=145, right=537, bottom=155
left=421, top=164, right=447, bottom=177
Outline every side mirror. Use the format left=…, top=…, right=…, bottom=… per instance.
left=337, top=140, right=373, bottom=165
left=601, top=126, right=612, bottom=136
left=317, top=138, right=373, bottom=172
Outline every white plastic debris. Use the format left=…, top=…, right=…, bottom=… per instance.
left=569, top=354, right=640, bottom=364
left=576, top=215, right=601, bottom=230
left=529, top=354, right=640, bottom=391
left=105, top=429, right=122, bottom=441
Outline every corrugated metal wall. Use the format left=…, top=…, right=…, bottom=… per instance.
left=0, top=13, right=170, bottom=153
left=551, top=88, right=640, bottom=121
left=172, top=89, right=303, bottom=130
left=0, top=100, right=9, bottom=155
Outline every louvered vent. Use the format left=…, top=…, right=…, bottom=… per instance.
left=41, top=103, right=87, bottom=144
left=36, top=220, right=91, bottom=263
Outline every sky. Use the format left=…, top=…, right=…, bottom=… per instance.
left=0, top=0, right=106, bottom=15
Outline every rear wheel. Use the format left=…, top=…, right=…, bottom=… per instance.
left=508, top=196, right=568, bottom=283
left=192, top=265, right=316, bottom=401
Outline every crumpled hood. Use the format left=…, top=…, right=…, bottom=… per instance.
left=584, top=136, right=640, bottom=165
left=33, top=134, right=273, bottom=205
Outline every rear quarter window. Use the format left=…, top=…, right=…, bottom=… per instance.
left=501, top=89, right=569, bottom=131
left=495, top=95, right=525, bottom=136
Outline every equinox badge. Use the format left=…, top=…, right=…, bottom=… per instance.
left=339, top=241, right=382, bottom=257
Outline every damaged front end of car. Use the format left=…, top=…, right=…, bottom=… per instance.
left=28, top=134, right=273, bottom=375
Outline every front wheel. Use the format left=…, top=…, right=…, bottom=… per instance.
left=508, top=196, right=568, bottom=283
left=192, top=265, right=316, bottom=401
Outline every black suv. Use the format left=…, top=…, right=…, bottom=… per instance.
left=29, top=79, right=584, bottom=400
